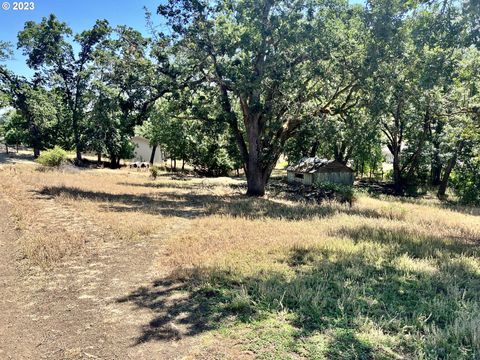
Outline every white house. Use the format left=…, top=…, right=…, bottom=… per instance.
left=131, top=136, right=164, bottom=164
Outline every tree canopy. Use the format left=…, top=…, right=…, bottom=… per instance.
left=0, top=0, right=478, bottom=200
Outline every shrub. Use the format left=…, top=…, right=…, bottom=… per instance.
left=314, top=181, right=355, bottom=204
left=36, top=146, right=68, bottom=167
left=149, top=165, right=160, bottom=180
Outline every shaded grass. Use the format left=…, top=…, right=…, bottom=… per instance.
left=124, top=236, right=479, bottom=358
left=132, top=196, right=479, bottom=358
left=37, top=185, right=417, bottom=222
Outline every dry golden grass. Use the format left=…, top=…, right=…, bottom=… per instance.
left=1, top=162, right=479, bottom=358
left=0, top=163, right=241, bottom=266
left=163, top=195, right=479, bottom=274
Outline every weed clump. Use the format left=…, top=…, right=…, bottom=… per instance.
left=149, top=165, right=160, bottom=179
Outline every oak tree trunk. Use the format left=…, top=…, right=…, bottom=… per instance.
left=438, top=141, right=464, bottom=198
left=431, top=119, right=444, bottom=186
left=431, top=162, right=442, bottom=186
left=245, top=117, right=269, bottom=196
left=72, top=112, right=82, bottom=164
left=246, top=165, right=266, bottom=196
left=30, top=121, right=41, bottom=159
left=393, top=152, right=403, bottom=194
left=110, top=155, right=117, bottom=169
left=438, top=158, right=456, bottom=198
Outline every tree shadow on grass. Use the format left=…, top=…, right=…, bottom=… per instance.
left=0, top=151, right=35, bottom=164
left=116, top=277, right=235, bottom=344
left=440, top=202, right=480, bottom=217
left=117, top=177, right=245, bottom=191
left=117, top=231, right=480, bottom=358
left=116, top=181, right=219, bottom=191
left=36, top=185, right=398, bottom=221
left=333, top=225, right=480, bottom=258
left=326, top=329, right=374, bottom=360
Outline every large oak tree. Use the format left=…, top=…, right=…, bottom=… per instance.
left=158, top=0, right=363, bottom=195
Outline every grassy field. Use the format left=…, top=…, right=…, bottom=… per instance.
left=1, top=159, right=479, bottom=359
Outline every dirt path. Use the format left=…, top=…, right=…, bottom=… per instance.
left=0, top=160, right=252, bottom=359
left=0, top=198, right=41, bottom=359
left=0, top=185, right=217, bottom=359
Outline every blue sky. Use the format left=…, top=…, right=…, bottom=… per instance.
left=0, top=0, right=165, bottom=76
left=0, top=0, right=364, bottom=77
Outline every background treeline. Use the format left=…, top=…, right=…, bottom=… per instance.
left=0, top=0, right=479, bottom=201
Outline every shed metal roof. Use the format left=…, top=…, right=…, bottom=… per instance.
left=286, top=157, right=353, bottom=174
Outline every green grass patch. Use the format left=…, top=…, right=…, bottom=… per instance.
left=179, top=232, right=480, bottom=359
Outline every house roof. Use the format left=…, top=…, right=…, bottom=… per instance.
left=286, top=157, right=353, bottom=174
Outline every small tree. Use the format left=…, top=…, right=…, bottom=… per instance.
left=17, top=15, right=111, bottom=163
left=1, top=111, right=29, bottom=151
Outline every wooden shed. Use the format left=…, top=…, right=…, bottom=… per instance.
left=286, top=157, right=354, bottom=186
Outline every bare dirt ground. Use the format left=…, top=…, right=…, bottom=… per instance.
left=0, top=156, right=248, bottom=359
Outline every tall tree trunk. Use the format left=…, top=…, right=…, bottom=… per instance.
left=438, top=158, right=456, bottom=198
left=245, top=118, right=268, bottom=196
left=182, top=159, right=185, bottom=171
left=431, top=119, right=444, bottom=186
left=97, top=152, right=102, bottom=166
left=72, top=112, right=82, bottom=164
left=244, top=135, right=280, bottom=196
left=110, top=154, right=117, bottom=169
left=173, top=158, right=177, bottom=171
left=75, top=148, right=82, bottom=164
left=30, top=121, right=41, bottom=159
left=149, top=144, right=157, bottom=165
left=392, top=149, right=403, bottom=194
left=246, top=164, right=266, bottom=196
left=382, top=98, right=405, bottom=195
left=431, top=162, right=442, bottom=186
left=438, top=141, right=464, bottom=198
